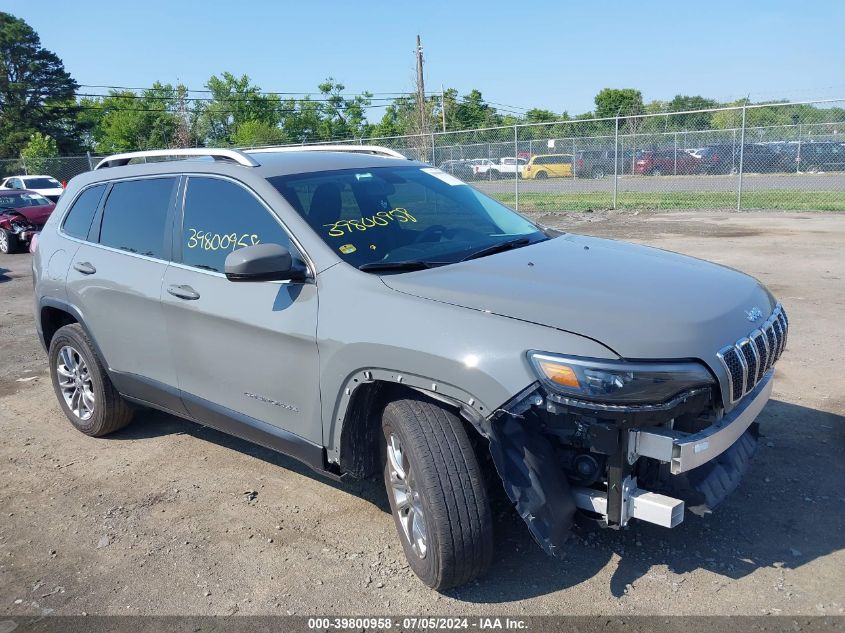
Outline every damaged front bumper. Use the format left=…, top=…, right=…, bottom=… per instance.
left=482, top=370, right=773, bottom=557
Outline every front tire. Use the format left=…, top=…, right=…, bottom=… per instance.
left=0, top=229, right=20, bottom=254
left=48, top=324, right=134, bottom=437
left=382, top=396, right=493, bottom=590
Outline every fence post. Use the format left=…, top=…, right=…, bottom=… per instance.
left=613, top=115, right=619, bottom=209
left=673, top=132, right=678, bottom=175
left=430, top=131, right=436, bottom=165
left=796, top=121, right=802, bottom=174
left=737, top=102, right=747, bottom=211
left=21, top=157, right=28, bottom=175
left=514, top=125, right=519, bottom=211
left=86, top=151, right=94, bottom=171
left=572, top=137, right=576, bottom=181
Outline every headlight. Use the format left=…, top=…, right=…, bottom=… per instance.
left=528, top=352, right=714, bottom=405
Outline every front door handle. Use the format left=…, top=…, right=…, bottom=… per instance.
left=167, top=284, right=200, bottom=301
left=73, top=261, right=96, bottom=275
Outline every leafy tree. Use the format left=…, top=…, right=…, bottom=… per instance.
left=193, top=72, right=282, bottom=145
left=231, top=119, right=285, bottom=147
left=0, top=12, right=81, bottom=155
left=668, top=95, right=719, bottom=130
left=594, top=88, right=644, bottom=119
left=524, top=108, right=560, bottom=123
left=86, top=83, right=182, bottom=152
left=20, top=131, right=57, bottom=173
left=315, top=78, right=372, bottom=140
left=453, top=89, right=501, bottom=130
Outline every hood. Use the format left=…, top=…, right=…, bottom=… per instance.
left=380, top=234, right=776, bottom=362
left=1, top=204, right=54, bottom=227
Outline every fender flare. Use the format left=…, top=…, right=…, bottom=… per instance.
left=326, top=367, right=495, bottom=462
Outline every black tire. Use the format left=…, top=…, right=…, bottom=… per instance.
left=48, top=324, right=134, bottom=437
left=535, top=171, right=548, bottom=180
left=381, top=396, right=493, bottom=590
left=0, top=229, right=20, bottom=254
left=651, top=168, right=663, bottom=176
left=591, top=167, right=606, bottom=179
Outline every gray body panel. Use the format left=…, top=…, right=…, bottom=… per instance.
left=34, top=149, right=780, bottom=472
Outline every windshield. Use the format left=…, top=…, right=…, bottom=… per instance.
left=0, top=193, right=51, bottom=208
left=268, top=166, right=545, bottom=270
left=24, top=177, right=61, bottom=189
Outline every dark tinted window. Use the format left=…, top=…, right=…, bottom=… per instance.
left=62, top=185, right=105, bottom=239
left=99, top=178, right=176, bottom=258
left=181, top=177, right=291, bottom=273
left=25, top=177, right=61, bottom=189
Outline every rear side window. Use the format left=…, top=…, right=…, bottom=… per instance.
left=62, top=185, right=106, bottom=240
left=99, top=178, right=176, bottom=259
left=180, top=177, right=292, bottom=273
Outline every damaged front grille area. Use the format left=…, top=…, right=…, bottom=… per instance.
left=717, top=304, right=788, bottom=404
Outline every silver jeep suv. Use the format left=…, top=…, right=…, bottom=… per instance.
left=33, top=147, right=787, bottom=589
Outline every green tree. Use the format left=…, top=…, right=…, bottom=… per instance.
left=0, top=12, right=81, bottom=156
left=20, top=131, right=57, bottom=173
left=668, top=95, right=719, bottom=130
left=593, top=88, right=644, bottom=119
left=231, top=119, right=285, bottom=147
left=193, top=72, right=282, bottom=145
left=87, top=83, right=183, bottom=152
left=453, top=89, right=501, bottom=130
left=315, top=78, right=372, bottom=140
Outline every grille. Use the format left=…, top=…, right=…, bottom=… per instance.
left=717, top=304, right=788, bottom=404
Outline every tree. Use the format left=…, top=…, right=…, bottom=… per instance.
left=668, top=95, right=719, bottom=130
left=20, top=131, right=57, bottom=173
left=593, top=88, right=644, bottom=119
left=86, top=83, right=182, bottom=152
left=0, top=12, right=81, bottom=156
left=314, top=78, right=372, bottom=140
left=231, top=119, right=285, bottom=147
left=452, top=89, right=501, bottom=130
left=193, top=72, right=282, bottom=145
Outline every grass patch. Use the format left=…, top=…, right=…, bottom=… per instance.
left=492, top=191, right=845, bottom=212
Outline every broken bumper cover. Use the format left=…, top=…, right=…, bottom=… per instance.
left=627, top=370, right=773, bottom=474
left=483, top=370, right=773, bottom=557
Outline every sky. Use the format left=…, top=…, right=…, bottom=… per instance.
left=7, top=0, right=845, bottom=117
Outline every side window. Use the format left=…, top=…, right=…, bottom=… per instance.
left=181, top=177, right=292, bottom=273
left=62, top=184, right=106, bottom=240
left=99, top=178, right=176, bottom=259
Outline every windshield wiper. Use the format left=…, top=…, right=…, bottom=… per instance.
left=459, top=237, right=537, bottom=262
left=358, top=260, right=433, bottom=273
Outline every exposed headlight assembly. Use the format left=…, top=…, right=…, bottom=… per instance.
left=528, top=352, right=714, bottom=405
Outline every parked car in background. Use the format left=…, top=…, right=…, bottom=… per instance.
left=1, top=175, right=64, bottom=202
left=573, top=149, right=617, bottom=179
left=739, top=144, right=792, bottom=173
left=0, top=190, right=56, bottom=253
left=697, top=144, right=789, bottom=175
left=473, top=157, right=527, bottom=179
left=794, top=141, right=845, bottom=172
left=439, top=159, right=475, bottom=180
left=521, top=154, right=573, bottom=179
left=634, top=149, right=701, bottom=176
left=696, top=144, right=737, bottom=174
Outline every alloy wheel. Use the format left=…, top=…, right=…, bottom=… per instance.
left=386, top=433, right=428, bottom=558
left=56, top=345, right=95, bottom=420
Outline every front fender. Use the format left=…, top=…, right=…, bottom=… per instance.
left=315, top=264, right=618, bottom=459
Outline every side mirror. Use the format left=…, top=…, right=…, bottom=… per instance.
left=224, top=243, right=307, bottom=282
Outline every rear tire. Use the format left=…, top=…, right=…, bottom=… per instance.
left=535, top=171, right=548, bottom=180
left=651, top=168, right=663, bottom=176
left=591, top=167, right=606, bottom=179
left=48, top=324, right=134, bottom=437
left=0, top=229, right=20, bottom=254
left=381, top=396, right=493, bottom=590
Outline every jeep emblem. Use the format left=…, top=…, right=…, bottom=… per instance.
left=745, top=307, right=764, bottom=322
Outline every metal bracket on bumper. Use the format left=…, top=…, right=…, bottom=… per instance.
left=574, top=477, right=685, bottom=528
left=627, top=370, right=774, bottom=475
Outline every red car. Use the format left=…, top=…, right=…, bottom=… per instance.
left=634, top=149, right=701, bottom=176
left=0, top=190, right=56, bottom=254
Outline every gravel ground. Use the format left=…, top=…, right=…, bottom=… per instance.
left=0, top=210, right=843, bottom=617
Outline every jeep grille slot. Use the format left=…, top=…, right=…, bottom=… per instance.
left=718, top=304, right=788, bottom=404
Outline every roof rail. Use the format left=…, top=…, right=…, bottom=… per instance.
left=94, top=148, right=260, bottom=170
left=245, top=145, right=409, bottom=159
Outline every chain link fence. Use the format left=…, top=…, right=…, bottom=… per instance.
left=5, top=99, right=844, bottom=212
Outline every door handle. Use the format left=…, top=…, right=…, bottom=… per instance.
left=73, top=261, right=96, bottom=275
left=167, top=284, right=200, bottom=301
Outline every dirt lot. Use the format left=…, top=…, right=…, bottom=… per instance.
left=1, top=211, right=843, bottom=617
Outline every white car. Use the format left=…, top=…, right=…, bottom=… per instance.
left=1, top=175, right=64, bottom=202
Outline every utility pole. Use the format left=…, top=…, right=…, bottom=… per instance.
left=415, top=35, right=428, bottom=137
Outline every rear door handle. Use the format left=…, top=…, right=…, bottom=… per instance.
left=167, top=284, right=200, bottom=301
left=73, top=261, right=96, bottom=275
